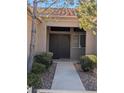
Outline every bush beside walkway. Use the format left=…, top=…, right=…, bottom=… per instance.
left=27, top=52, right=56, bottom=92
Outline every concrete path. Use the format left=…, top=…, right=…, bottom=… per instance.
left=51, top=62, right=85, bottom=91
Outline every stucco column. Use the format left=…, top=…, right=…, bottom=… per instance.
left=86, top=31, right=97, bottom=55
left=41, top=20, right=47, bottom=52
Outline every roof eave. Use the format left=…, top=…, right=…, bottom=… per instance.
left=40, top=15, right=78, bottom=18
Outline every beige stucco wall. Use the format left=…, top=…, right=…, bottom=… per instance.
left=27, top=15, right=32, bottom=58
left=39, top=20, right=47, bottom=52
left=86, top=31, right=97, bottom=55
left=35, top=20, right=43, bottom=54
left=27, top=15, right=43, bottom=58
left=45, top=17, right=79, bottom=27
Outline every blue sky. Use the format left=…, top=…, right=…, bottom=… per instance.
left=28, top=0, right=80, bottom=8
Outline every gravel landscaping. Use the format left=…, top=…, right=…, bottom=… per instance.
left=74, top=63, right=97, bottom=91
left=41, top=63, right=57, bottom=89
left=32, top=63, right=57, bottom=93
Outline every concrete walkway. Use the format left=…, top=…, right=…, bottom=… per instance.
left=51, top=62, right=85, bottom=91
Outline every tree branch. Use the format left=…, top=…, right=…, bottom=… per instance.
left=38, top=0, right=58, bottom=14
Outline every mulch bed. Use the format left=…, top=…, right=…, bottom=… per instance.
left=74, top=63, right=97, bottom=91
left=41, top=63, right=57, bottom=89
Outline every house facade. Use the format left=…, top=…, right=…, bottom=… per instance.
left=27, top=7, right=96, bottom=60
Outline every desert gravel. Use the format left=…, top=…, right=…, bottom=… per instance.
left=75, top=63, right=97, bottom=91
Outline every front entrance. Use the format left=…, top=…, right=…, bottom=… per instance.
left=49, top=34, right=70, bottom=59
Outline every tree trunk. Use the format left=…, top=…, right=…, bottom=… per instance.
left=27, top=1, right=37, bottom=73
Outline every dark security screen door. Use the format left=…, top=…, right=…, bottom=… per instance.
left=49, top=34, right=70, bottom=59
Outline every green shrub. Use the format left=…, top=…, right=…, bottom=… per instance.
left=27, top=73, right=41, bottom=87
left=32, top=62, right=46, bottom=74
left=80, top=55, right=97, bottom=72
left=41, top=52, right=53, bottom=63
left=34, top=52, right=53, bottom=69
left=33, top=55, right=42, bottom=63
left=42, top=52, right=53, bottom=59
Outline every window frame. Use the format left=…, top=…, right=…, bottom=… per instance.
left=79, top=34, right=86, bottom=48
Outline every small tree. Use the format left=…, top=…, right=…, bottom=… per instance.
left=77, top=0, right=97, bottom=35
left=27, top=0, right=38, bottom=73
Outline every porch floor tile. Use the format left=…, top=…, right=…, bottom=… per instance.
left=51, top=62, right=85, bottom=91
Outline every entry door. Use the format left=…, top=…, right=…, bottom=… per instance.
left=49, top=34, right=70, bottom=59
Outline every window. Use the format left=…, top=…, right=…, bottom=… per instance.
left=74, top=27, right=86, bottom=33
left=79, top=35, right=86, bottom=48
left=50, top=27, right=70, bottom=32
left=72, top=34, right=86, bottom=48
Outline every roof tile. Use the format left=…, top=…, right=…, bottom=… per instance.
left=39, top=8, right=77, bottom=17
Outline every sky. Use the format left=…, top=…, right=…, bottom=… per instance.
left=28, top=0, right=80, bottom=8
